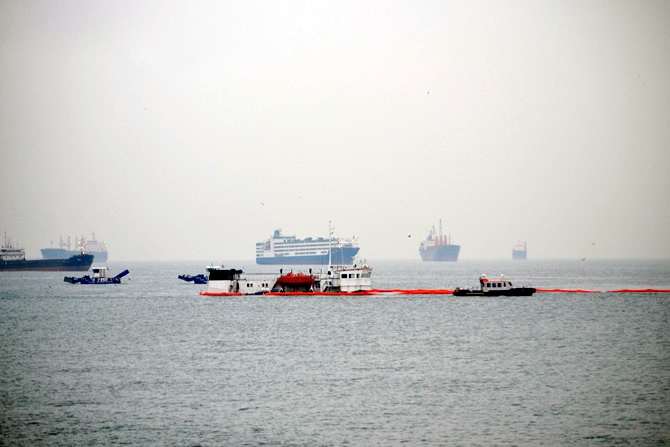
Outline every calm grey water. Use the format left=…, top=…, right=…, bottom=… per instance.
left=1, top=259, right=669, bottom=446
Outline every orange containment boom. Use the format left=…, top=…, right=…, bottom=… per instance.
left=200, top=290, right=455, bottom=296
left=536, top=288, right=670, bottom=293
left=536, top=288, right=601, bottom=293
left=200, top=288, right=670, bottom=296
left=607, top=288, right=670, bottom=293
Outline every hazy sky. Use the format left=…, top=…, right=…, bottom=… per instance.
left=1, top=0, right=669, bottom=261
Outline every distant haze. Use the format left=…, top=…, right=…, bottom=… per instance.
left=1, top=1, right=669, bottom=261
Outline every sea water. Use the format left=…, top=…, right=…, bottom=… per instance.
left=1, top=259, right=669, bottom=445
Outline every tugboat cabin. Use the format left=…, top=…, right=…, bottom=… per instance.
left=479, top=275, right=514, bottom=290
left=91, top=266, right=108, bottom=280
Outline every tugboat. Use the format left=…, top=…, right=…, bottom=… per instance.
left=453, top=274, right=536, bottom=296
left=64, top=266, right=129, bottom=284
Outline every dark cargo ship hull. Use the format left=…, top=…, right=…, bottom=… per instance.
left=41, top=248, right=108, bottom=263
left=419, top=245, right=460, bottom=262
left=0, top=254, right=94, bottom=271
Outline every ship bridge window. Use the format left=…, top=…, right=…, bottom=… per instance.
left=209, top=269, right=239, bottom=281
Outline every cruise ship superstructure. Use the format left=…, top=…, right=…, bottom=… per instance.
left=256, top=229, right=360, bottom=265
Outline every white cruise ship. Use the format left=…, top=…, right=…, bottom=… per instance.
left=255, top=228, right=360, bottom=265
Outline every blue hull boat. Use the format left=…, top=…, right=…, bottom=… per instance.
left=65, top=267, right=129, bottom=284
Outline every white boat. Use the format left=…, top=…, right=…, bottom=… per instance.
left=203, top=267, right=277, bottom=295
left=200, top=262, right=372, bottom=296
left=312, top=263, right=372, bottom=293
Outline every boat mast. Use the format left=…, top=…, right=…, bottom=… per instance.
left=328, top=221, right=333, bottom=269
left=439, top=219, right=443, bottom=245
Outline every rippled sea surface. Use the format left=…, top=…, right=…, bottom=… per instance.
left=2, top=259, right=669, bottom=445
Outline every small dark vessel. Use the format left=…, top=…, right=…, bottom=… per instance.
left=453, top=274, right=536, bottom=296
left=64, top=266, right=129, bottom=284
left=178, top=274, right=208, bottom=284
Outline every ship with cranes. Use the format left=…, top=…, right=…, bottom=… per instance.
left=419, top=220, right=460, bottom=262
left=1, top=233, right=94, bottom=271
left=512, top=241, right=527, bottom=260
left=41, top=233, right=108, bottom=263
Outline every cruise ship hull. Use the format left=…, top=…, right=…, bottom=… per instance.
left=0, top=254, right=94, bottom=271
left=419, top=245, right=460, bottom=262
left=257, top=247, right=360, bottom=265
left=41, top=248, right=108, bottom=263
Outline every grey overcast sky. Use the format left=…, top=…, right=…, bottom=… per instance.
left=1, top=0, right=669, bottom=261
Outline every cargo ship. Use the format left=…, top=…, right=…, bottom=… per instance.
left=256, top=228, right=360, bottom=265
left=1, top=233, right=94, bottom=271
left=419, top=220, right=460, bottom=262
left=41, top=233, right=108, bottom=263
left=512, top=241, right=527, bottom=260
